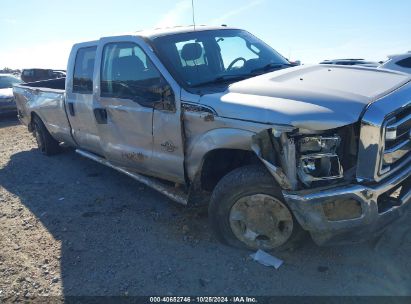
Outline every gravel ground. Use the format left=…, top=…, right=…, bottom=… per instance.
left=1, top=117, right=411, bottom=299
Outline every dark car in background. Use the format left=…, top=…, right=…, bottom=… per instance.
left=21, top=69, right=66, bottom=83
left=320, top=58, right=379, bottom=67
left=0, top=74, right=22, bottom=117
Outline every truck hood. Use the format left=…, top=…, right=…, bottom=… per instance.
left=199, top=65, right=411, bottom=130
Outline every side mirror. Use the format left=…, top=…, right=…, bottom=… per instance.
left=153, top=84, right=176, bottom=112
left=290, top=60, right=301, bottom=66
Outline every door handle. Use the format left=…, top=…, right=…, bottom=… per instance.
left=94, top=108, right=108, bottom=124
left=68, top=102, right=75, bottom=116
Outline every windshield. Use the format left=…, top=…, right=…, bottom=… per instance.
left=151, top=29, right=290, bottom=88
left=0, top=75, right=21, bottom=89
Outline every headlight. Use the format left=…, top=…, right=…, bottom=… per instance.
left=297, top=136, right=343, bottom=185
left=298, top=136, right=340, bottom=153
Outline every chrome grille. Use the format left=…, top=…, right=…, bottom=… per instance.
left=381, top=107, right=411, bottom=173
left=357, top=80, right=411, bottom=183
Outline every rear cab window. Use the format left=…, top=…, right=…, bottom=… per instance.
left=176, top=40, right=207, bottom=67
left=73, top=46, right=97, bottom=94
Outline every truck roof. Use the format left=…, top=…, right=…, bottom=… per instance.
left=134, top=25, right=238, bottom=39
left=74, top=25, right=239, bottom=46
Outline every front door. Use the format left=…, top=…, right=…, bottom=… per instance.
left=93, top=38, right=186, bottom=183
left=93, top=41, right=157, bottom=175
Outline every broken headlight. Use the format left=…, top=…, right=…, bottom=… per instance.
left=297, top=136, right=343, bottom=185
left=298, top=136, right=340, bottom=154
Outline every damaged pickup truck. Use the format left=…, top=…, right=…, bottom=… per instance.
left=14, top=26, right=411, bottom=251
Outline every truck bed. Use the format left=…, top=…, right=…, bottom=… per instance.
left=17, top=77, right=66, bottom=91
left=13, top=77, right=75, bottom=146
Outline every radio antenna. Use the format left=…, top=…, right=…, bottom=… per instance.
left=191, top=0, right=196, bottom=30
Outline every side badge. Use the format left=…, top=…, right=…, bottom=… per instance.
left=161, top=141, right=176, bottom=153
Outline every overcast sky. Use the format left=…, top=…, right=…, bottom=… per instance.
left=0, top=0, right=409, bottom=69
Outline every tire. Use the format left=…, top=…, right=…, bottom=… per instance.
left=32, top=115, right=61, bottom=156
left=209, top=165, right=306, bottom=252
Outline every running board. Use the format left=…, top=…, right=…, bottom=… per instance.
left=75, top=149, right=188, bottom=205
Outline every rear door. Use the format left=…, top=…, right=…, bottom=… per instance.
left=65, top=43, right=103, bottom=155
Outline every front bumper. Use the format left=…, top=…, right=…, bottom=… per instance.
left=283, top=157, right=411, bottom=246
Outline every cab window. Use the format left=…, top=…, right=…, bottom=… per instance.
left=73, top=46, right=97, bottom=94
left=216, top=36, right=259, bottom=69
left=100, top=42, right=163, bottom=105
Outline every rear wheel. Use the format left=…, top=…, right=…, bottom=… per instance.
left=209, top=165, right=306, bottom=251
left=32, top=116, right=61, bottom=156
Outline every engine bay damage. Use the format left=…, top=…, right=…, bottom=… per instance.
left=252, top=124, right=359, bottom=191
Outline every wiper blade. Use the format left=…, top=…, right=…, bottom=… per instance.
left=250, top=63, right=292, bottom=74
left=191, top=74, right=249, bottom=87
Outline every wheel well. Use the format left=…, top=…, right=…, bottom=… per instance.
left=200, top=149, right=260, bottom=192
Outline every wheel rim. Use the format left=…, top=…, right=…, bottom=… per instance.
left=229, top=194, right=294, bottom=250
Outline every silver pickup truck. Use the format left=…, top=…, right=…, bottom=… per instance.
left=14, top=26, right=411, bottom=251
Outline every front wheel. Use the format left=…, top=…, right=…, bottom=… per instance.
left=209, top=165, right=306, bottom=251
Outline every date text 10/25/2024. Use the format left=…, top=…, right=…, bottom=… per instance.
left=149, top=297, right=258, bottom=303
